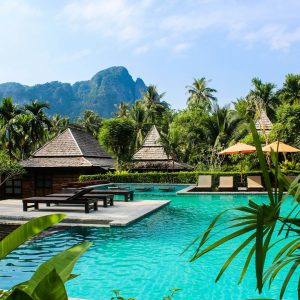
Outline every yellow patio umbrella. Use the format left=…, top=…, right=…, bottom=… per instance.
left=219, top=142, right=256, bottom=181
left=262, top=141, right=300, bottom=153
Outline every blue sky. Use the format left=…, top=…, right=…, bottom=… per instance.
left=1, top=0, right=300, bottom=109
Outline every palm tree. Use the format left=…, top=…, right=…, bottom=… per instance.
left=142, top=85, right=168, bottom=124
left=129, top=100, right=147, bottom=150
left=13, top=113, right=34, bottom=160
left=249, top=77, right=278, bottom=120
left=203, top=105, right=247, bottom=149
left=114, top=101, right=129, bottom=117
left=279, top=73, right=300, bottom=105
left=24, top=100, right=52, bottom=148
left=186, top=77, right=217, bottom=111
left=76, top=110, right=102, bottom=137
left=202, top=105, right=248, bottom=169
left=47, top=114, right=70, bottom=140
left=0, top=97, right=23, bottom=160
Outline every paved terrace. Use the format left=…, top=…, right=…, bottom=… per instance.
left=0, top=200, right=170, bottom=227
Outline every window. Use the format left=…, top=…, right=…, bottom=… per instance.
left=5, top=178, right=22, bottom=196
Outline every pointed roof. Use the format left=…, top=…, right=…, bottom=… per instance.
left=132, top=125, right=193, bottom=170
left=22, top=127, right=113, bottom=168
left=255, top=110, right=272, bottom=135
left=133, top=125, right=169, bottom=160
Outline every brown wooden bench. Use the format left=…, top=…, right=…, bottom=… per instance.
left=22, top=187, right=98, bottom=213
left=47, top=193, right=114, bottom=207
left=22, top=197, right=98, bottom=213
left=89, top=189, right=134, bottom=202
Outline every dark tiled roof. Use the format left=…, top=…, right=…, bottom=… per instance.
left=132, top=125, right=193, bottom=171
left=21, top=157, right=113, bottom=168
left=22, top=127, right=114, bottom=168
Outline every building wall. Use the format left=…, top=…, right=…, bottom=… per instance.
left=14, top=167, right=102, bottom=199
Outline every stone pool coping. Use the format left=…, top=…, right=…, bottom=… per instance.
left=177, top=184, right=271, bottom=194
left=0, top=199, right=170, bottom=227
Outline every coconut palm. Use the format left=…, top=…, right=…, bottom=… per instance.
left=279, top=73, right=300, bottom=105
left=24, top=100, right=52, bottom=148
left=186, top=77, right=217, bottom=111
left=114, top=101, right=129, bottom=117
left=47, top=114, right=70, bottom=140
left=0, top=97, right=23, bottom=160
left=249, top=77, right=278, bottom=120
left=76, top=110, right=102, bottom=137
left=203, top=105, right=247, bottom=149
left=129, top=100, right=147, bottom=150
left=142, top=85, right=168, bottom=124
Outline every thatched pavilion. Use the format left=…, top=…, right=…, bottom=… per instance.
left=18, top=127, right=114, bottom=198
left=255, top=109, right=272, bottom=135
left=131, top=125, right=193, bottom=171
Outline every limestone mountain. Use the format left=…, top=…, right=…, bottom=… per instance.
left=0, top=66, right=146, bottom=118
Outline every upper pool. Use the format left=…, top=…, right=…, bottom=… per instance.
left=0, top=185, right=297, bottom=299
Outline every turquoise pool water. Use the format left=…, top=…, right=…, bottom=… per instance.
left=0, top=185, right=297, bottom=299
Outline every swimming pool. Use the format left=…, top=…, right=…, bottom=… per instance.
left=0, top=186, right=297, bottom=299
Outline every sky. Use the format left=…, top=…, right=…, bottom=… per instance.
left=0, top=0, right=300, bottom=109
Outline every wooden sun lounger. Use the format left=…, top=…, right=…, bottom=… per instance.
left=89, top=189, right=134, bottom=202
left=22, top=197, right=98, bottom=213
left=197, top=175, right=212, bottom=191
left=218, top=176, right=234, bottom=191
left=22, top=188, right=98, bottom=213
left=46, top=193, right=114, bottom=207
left=247, top=176, right=264, bottom=191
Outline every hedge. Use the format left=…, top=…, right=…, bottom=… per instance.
left=80, top=170, right=300, bottom=189
left=80, top=171, right=263, bottom=188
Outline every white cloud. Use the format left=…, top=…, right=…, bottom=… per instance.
left=61, top=0, right=152, bottom=42
left=0, top=0, right=41, bottom=17
left=60, top=0, right=300, bottom=52
left=173, top=42, right=191, bottom=54
left=242, top=25, right=300, bottom=50
left=134, top=45, right=149, bottom=55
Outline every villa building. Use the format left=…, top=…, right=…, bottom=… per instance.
left=5, top=127, right=114, bottom=199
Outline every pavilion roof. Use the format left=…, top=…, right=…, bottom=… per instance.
left=132, top=125, right=193, bottom=170
left=21, top=127, right=113, bottom=169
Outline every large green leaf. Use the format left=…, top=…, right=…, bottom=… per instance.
left=249, top=120, right=274, bottom=204
left=0, top=214, right=66, bottom=260
left=5, top=288, right=33, bottom=300
left=17, top=242, right=91, bottom=295
left=31, top=268, right=68, bottom=300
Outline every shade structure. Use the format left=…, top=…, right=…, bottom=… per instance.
left=219, top=142, right=256, bottom=182
left=262, top=141, right=300, bottom=153
left=219, top=142, right=256, bottom=155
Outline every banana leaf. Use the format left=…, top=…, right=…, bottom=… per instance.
left=0, top=214, right=66, bottom=260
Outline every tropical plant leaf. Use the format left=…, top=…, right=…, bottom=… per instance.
left=31, top=268, right=68, bottom=300
left=280, top=260, right=300, bottom=299
left=256, top=206, right=264, bottom=292
left=15, top=242, right=91, bottom=296
left=216, top=232, right=256, bottom=282
left=5, top=288, right=33, bottom=300
left=0, top=214, right=66, bottom=260
left=249, top=120, right=274, bottom=204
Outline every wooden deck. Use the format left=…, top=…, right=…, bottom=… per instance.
left=0, top=199, right=170, bottom=227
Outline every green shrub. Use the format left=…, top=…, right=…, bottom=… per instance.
left=80, top=170, right=300, bottom=190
